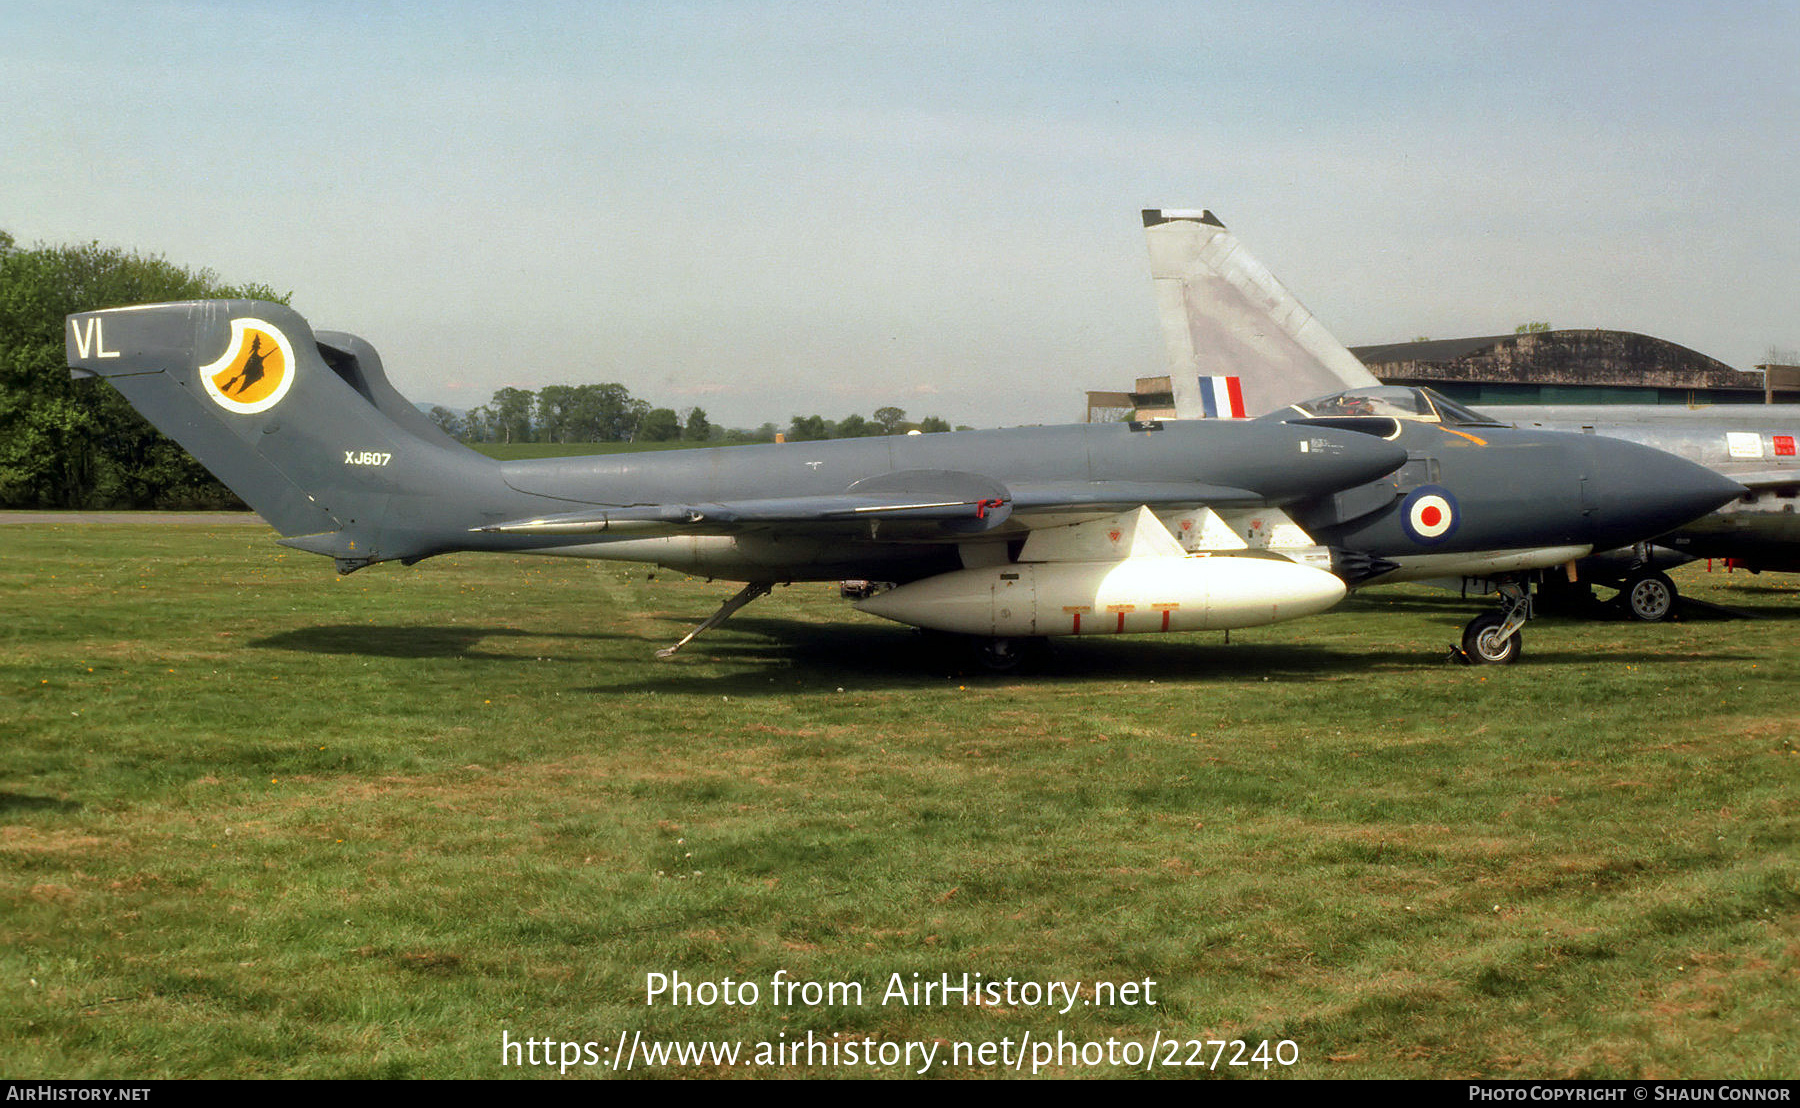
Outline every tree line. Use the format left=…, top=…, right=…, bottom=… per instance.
left=0, top=233, right=285, bottom=509
left=433, top=389, right=957, bottom=446
left=430, top=385, right=713, bottom=445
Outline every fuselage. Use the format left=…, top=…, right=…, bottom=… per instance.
left=1272, top=418, right=1746, bottom=585
left=495, top=418, right=1408, bottom=580
left=1480, top=404, right=1800, bottom=571
left=497, top=415, right=1742, bottom=588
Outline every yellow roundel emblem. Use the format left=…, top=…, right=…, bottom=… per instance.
left=200, top=318, right=296, bottom=414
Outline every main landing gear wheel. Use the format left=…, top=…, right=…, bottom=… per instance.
left=1461, top=611, right=1522, bottom=665
left=972, top=636, right=1037, bottom=674
left=975, top=637, right=1025, bottom=673
left=1621, top=570, right=1677, bottom=622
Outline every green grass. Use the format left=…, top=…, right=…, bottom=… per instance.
left=2, top=524, right=1796, bottom=1078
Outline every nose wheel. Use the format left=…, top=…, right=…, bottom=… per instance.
left=1461, top=611, right=1522, bottom=664
left=1456, top=578, right=1530, bottom=665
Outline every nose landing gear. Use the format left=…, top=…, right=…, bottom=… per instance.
left=1456, top=577, right=1530, bottom=665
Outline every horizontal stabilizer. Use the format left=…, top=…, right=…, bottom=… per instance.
left=314, top=331, right=468, bottom=451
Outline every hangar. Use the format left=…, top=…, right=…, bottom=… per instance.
left=1350, top=329, right=1800, bottom=408
left=1087, top=330, right=1800, bottom=421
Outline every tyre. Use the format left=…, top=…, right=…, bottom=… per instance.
left=973, top=637, right=1029, bottom=673
left=1622, top=571, right=1676, bottom=622
left=1461, top=612, right=1522, bottom=664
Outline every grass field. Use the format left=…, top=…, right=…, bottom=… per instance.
left=3, top=522, right=1796, bottom=1079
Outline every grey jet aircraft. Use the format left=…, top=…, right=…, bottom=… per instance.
left=1142, top=207, right=1797, bottom=623
left=67, top=299, right=1740, bottom=666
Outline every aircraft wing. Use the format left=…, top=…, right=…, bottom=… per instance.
left=478, top=493, right=1010, bottom=538
left=1007, top=481, right=1261, bottom=511
left=478, top=475, right=1263, bottom=540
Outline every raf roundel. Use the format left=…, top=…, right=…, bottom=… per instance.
left=1400, top=485, right=1460, bottom=545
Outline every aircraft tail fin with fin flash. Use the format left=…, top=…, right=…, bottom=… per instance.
left=67, top=299, right=500, bottom=571
left=1142, top=209, right=1379, bottom=418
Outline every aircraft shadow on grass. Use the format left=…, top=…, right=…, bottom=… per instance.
left=1692, top=584, right=1800, bottom=619
left=249, top=616, right=1409, bottom=687
left=247, top=616, right=1751, bottom=694
left=1344, top=591, right=1782, bottom=623
left=573, top=616, right=1738, bottom=698
left=251, top=623, right=631, bottom=659
left=0, top=793, right=83, bottom=816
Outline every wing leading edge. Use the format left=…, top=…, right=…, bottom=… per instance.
left=476, top=475, right=1268, bottom=540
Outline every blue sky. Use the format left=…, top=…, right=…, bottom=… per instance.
left=6, top=1, right=1795, bottom=426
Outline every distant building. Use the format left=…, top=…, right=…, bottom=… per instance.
left=1088, top=330, right=1799, bottom=420
left=1758, top=363, right=1800, bottom=403
left=1352, top=330, right=1798, bottom=407
left=1086, top=376, right=1178, bottom=422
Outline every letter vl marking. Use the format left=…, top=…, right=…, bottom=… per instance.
left=70, top=316, right=120, bottom=359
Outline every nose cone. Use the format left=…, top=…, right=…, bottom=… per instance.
left=1585, top=437, right=1747, bottom=548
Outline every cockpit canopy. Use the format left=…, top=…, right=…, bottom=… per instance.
left=1284, top=386, right=1507, bottom=428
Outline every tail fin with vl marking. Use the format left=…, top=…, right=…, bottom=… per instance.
left=67, top=300, right=501, bottom=571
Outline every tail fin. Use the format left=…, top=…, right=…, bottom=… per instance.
left=1142, top=209, right=1379, bottom=417
left=68, top=299, right=497, bottom=570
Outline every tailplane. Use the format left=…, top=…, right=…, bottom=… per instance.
left=1142, top=209, right=1379, bottom=417
left=68, top=300, right=498, bottom=570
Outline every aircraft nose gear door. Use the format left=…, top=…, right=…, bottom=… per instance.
left=1458, top=577, right=1531, bottom=665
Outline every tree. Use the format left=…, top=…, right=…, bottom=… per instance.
left=637, top=407, right=681, bottom=442
left=872, top=406, right=907, bottom=435
left=0, top=235, right=286, bottom=508
left=488, top=387, right=535, bottom=444
left=426, top=405, right=466, bottom=440
left=787, top=414, right=829, bottom=442
left=917, top=415, right=951, bottom=433
left=834, top=413, right=870, bottom=438
left=534, top=384, right=577, bottom=442
left=556, top=384, right=601, bottom=442
left=681, top=406, right=712, bottom=442
left=463, top=404, right=498, bottom=442
left=1514, top=321, right=1551, bottom=334
left=587, top=383, right=646, bottom=442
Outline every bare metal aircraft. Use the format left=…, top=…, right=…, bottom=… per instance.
left=68, top=299, right=1739, bottom=666
left=1142, top=208, right=1794, bottom=623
